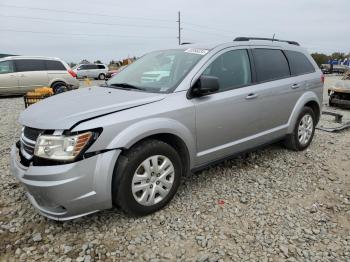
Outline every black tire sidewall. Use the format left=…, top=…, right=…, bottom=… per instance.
left=98, top=74, right=105, bottom=80
left=293, top=107, right=316, bottom=150
left=51, top=82, right=67, bottom=94
left=114, top=141, right=182, bottom=215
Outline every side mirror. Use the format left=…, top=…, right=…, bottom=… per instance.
left=190, top=75, right=219, bottom=98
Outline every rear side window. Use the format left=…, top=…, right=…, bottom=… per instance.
left=284, top=50, right=315, bottom=76
left=252, top=49, right=290, bottom=82
left=15, top=59, right=46, bottom=72
left=45, top=60, right=66, bottom=71
left=97, top=64, right=105, bottom=69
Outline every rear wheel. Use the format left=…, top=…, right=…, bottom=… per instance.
left=284, top=107, right=315, bottom=151
left=112, top=140, right=182, bottom=216
left=51, top=81, right=67, bottom=94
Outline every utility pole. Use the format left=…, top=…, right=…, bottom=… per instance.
left=177, top=11, right=182, bottom=45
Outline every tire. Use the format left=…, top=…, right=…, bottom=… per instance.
left=98, top=73, right=106, bottom=80
left=51, top=82, right=67, bottom=94
left=284, top=107, right=316, bottom=151
left=112, top=139, right=182, bottom=216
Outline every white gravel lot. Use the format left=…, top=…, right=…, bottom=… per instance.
left=0, top=77, right=349, bottom=262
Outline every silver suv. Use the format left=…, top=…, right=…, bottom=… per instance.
left=10, top=38, right=324, bottom=220
left=0, top=56, right=79, bottom=95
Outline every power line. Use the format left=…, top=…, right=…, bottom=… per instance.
left=0, top=14, right=175, bottom=30
left=183, top=22, right=237, bottom=34
left=0, top=29, right=175, bottom=40
left=0, top=3, right=175, bottom=23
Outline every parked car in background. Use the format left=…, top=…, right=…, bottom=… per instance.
left=73, top=64, right=108, bottom=80
left=11, top=38, right=323, bottom=220
left=106, top=65, right=127, bottom=79
left=0, top=56, right=79, bottom=96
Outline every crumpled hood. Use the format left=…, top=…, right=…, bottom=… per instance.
left=20, top=86, right=166, bottom=130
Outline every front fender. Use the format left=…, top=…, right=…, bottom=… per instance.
left=287, top=91, right=321, bottom=134
left=106, top=118, right=196, bottom=167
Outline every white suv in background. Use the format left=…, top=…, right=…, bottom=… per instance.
left=0, top=56, right=79, bottom=95
left=73, top=64, right=108, bottom=80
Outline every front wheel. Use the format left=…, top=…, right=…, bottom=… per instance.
left=112, top=140, right=182, bottom=216
left=98, top=73, right=106, bottom=80
left=284, top=107, right=316, bottom=151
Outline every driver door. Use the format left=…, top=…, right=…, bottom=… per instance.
left=192, top=48, right=264, bottom=165
left=0, top=60, right=19, bottom=95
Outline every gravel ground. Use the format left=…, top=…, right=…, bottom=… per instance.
left=0, top=76, right=349, bottom=261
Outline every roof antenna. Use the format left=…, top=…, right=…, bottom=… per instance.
left=272, top=34, right=276, bottom=42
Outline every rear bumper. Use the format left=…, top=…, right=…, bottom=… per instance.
left=10, top=145, right=121, bottom=221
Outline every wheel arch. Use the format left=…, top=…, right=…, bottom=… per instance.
left=287, top=91, right=321, bottom=134
left=103, top=118, right=196, bottom=170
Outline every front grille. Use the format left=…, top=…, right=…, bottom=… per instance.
left=20, top=127, right=43, bottom=160
left=23, top=127, right=42, bottom=141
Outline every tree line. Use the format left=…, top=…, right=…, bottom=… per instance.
left=311, top=52, right=350, bottom=66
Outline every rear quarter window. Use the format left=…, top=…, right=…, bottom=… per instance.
left=97, top=65, right=106, bottom=69
left=252, top=49, right=290, bottom=82
left=15, top=59, right=46, bottom=72
left=284, top=50, right=315, bottom=76
left=45, top=60, right=66, bottom=71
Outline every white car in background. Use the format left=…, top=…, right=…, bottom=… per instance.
left=0, top=56, right=79, bottom=95
left=73, top=64, right=108, bottom=80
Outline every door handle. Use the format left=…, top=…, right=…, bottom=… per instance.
left=245, top=93, right=258, bottom=100
left=291, top=83, right=301, bottom=89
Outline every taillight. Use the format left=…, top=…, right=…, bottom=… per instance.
left=321, top=74, right=325, bottom=84
left=68, top=69, right=77, bottom=78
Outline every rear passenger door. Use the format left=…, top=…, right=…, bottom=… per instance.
left=251, top=48, right=302, bottom=131
left=15, top=59, right=49, bottom=91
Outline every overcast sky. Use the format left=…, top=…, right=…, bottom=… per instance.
left=0, top=0, right=349, bottom=63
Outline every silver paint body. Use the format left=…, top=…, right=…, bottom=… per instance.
left=10, top=41, right=323, bottom=220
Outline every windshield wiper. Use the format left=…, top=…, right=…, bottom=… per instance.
left=109, top=83, right=144, bottom=91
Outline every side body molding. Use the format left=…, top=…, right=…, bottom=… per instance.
left=287, top=91, right=321, bottom=134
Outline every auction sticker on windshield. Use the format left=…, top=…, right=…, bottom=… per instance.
left=185, top=48, right=209, bottom=55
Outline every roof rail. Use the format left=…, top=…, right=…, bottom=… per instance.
left=234, top=37, right=300, bottom=46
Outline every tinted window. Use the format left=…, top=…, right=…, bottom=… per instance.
left=79, top=65, right=87, bottom=70
left=86, top=64, right=98, bottom=69
left=97, top=64, right=105, bottom=69
left=202, top=49, right=251, bottom=91
left=15, top=59, right=46, bottom=72
left=284, top=50, right=315, bottom=76
left=252, top=49, right=290, bottom=82
left=45, top=60, right=66, bottom=71
left=0, top=61, right=14, bottom=74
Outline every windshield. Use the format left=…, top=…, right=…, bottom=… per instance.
left=107, top=49, right=206, bottom=93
